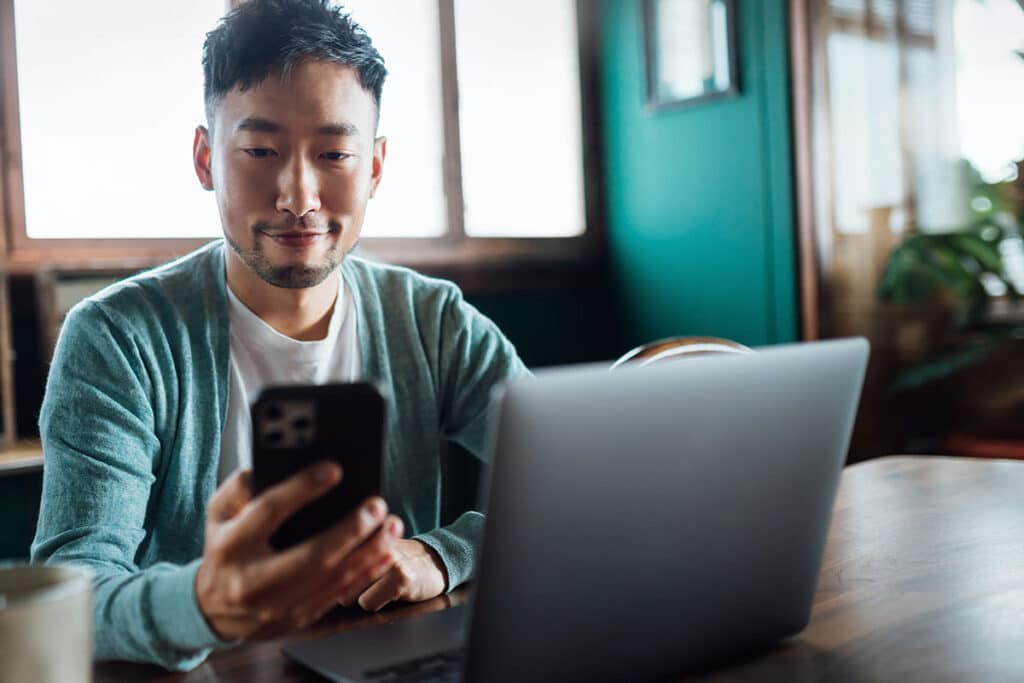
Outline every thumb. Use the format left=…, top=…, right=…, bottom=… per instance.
left=207, top=469, right=253, bottom=523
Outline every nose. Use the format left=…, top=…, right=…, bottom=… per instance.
left=275, top=156, right=321, bottom=218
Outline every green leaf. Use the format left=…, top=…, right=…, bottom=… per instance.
left=951, top=234, right=1004, bottom=272
left=887, top=343, right=995, bottom=393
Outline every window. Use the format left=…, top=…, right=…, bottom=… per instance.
left=953, top=0, right=1024, bottom=182
left=821, top=0, right=959, bottom=236
left=793, top=0, right=1024, bottom=338
left=0, top=0, right=595, bottom=269
left=817, top=0, right=1024, bottom=236
left=12, top=0, right=225, bottom=241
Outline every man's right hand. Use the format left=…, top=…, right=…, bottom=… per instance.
left=195, top=462, right=404, bottom=641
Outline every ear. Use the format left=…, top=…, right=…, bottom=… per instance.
left=193, top=126, right=214, bottom=191
left=369, top=136, right=387, bottom=198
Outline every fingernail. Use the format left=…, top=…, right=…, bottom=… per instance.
left=388, top=518, right=403, bottom=536
left=315, top=463, right=339, bottom=483
left=363, top=497, right=384, bottom=523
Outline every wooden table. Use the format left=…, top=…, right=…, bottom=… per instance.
left=95, top=456, right=1024, bottom=682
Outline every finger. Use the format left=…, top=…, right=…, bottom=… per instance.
left=288, top=538, right=395, bottom=622
left=249, top=496, right=388, bottom=590
left=223, top=497, right=388, bottom=619
left=357, top=566, right=406, bottom=613
left=228, top=461, right=342, bottom=543
left=288, top=594, right=342, bottom=631
left=207, top=469, right=254, bottom=522
left=336, top=516, right=405, bottom=606
left=256, top=515, right=398, bottom=616
left=282, top=517, right=403, bottom=624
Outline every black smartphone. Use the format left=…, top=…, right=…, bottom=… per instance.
left=251, top=382, right=387, bottom=550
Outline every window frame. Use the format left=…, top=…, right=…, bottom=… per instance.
left=0, top=0, right=605, bottom=275
left=789, top=0, right=944, bottom=341
left=825, top=1, right=938, bottom=48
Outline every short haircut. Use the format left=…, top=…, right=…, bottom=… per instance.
left=202, top=0, right=387, bottom=131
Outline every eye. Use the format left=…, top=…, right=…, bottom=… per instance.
left=243, top=148, right=277, bottom=159
left=321, top=151, right=352, bottom=162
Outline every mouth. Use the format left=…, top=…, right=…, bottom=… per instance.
left=260, top=230, right=332, bottom=249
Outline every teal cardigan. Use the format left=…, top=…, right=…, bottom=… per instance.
left=31, top=241, right=528, bottom=670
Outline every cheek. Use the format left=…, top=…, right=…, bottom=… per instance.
left=322, top=161, right=378, bottom=222
left=321, top=168, right=369, bottom=208
left=217, top=162, right=275, bottom=215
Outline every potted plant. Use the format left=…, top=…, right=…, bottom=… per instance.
left=874, top=159, right=1024, bottom=455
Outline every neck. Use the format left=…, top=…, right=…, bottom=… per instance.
left=225, top=252, right=339, bottom=341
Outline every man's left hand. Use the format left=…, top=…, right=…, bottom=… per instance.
left=343, top=539, right=448, bottom=612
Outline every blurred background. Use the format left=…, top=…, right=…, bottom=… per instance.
left=1, top=0, right=1022, bottom=558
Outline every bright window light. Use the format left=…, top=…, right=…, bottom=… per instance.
left=454, top=0, right=585, bottom=238
left=342, top=1, right=447, bottom=238
left=14, top=0, right=224, bottom=239
left=13, top=1, right=586, bottom=242
left=953, top=0, right=1024, bottom=183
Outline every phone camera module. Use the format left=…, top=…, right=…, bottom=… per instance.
left=259, top=399, right=316, bottom=449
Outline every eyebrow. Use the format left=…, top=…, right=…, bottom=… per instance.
left=316, top=122, right=360, bottom=137
left=235, top=117, right=281, bottom=134
left=234, top=117, right=360, bottom=137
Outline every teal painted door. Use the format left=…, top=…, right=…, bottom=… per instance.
left=602, top=0, right=798, bottom=347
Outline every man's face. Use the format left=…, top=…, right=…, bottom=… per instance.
left=194, top=59, right=385, bottom=289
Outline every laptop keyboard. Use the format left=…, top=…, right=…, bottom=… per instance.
left=362, top=647, right=465, bottom=682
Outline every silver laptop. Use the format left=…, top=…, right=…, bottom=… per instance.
left=285, top=338, right=869, bottom=682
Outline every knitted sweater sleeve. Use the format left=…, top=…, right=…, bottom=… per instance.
left=411, top=285, right=530, bottom=590
left=31, top=301, right=224, bottom=671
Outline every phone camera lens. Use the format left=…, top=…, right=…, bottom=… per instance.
left=265, top=404, right=284, bottom=421
left=265, top=430, right=285, bottom=446
left=292, top=417, right=311, bottom=431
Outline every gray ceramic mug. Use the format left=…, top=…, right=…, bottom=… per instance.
left=0, top=563, right=93, bottom=683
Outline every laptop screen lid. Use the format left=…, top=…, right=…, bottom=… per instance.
left=464, top=337, right=869, bottom=682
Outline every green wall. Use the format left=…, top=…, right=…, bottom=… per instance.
left=601, top=0, right=798, bottom=347
left=467, top=281, right=623, bottom=368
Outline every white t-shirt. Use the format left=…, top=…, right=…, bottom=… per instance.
left=217, top=278, right=361, bottom=483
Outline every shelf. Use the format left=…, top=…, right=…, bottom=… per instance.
left=0, top=440, right=43, bottom=477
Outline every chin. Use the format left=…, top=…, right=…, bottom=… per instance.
left=262, top=261, right=340, bottom=289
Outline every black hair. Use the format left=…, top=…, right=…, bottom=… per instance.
left=202, top=0, right=387, bottom=129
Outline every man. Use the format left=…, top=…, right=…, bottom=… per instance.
left=31, top=0, right=527, bottom=671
